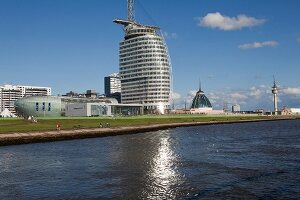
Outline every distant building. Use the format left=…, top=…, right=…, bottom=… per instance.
left=190, top=85, right=213, bottom=114
left=63, top=91, right=81, bottom=98
left=19, top=85, right=51, bottom=97
left=62, top=90, right=98, bottom=99
left=290, top=108, right=300, bottom=114
left=255, top=109, right=265, bottom=115
left=104, top=73, right=121, bottom=96
left=0, top=84, right=51, bottom=115
left=232, top=104, right=241, bottom=113
left=15, top=96, right=142, bottom=117
left=172, top=83, right=224, bottom=115
left=85, top=90, right=97, bottom=99
left=104, top=73, right=121, bottom=103
left=281, top=107, right=300, bottom=115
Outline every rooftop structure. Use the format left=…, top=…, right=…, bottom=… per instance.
left=114, top=0, right=171, bottom=114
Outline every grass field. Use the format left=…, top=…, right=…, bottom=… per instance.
left=0, top=114, right=298, bottom=133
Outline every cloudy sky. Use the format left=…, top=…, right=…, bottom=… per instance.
left=0, top=0, right=300, bottom=110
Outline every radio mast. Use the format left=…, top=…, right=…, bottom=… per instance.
left=128, top=0, right=135, bottom=21
left=272, top=76, right=278, bottom=115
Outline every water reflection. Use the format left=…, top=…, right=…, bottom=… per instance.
left=110, top=130, right=184, bottom=199
left=145, top=131, right=181, bottom=199
left=0, top=152, right=14, bottom=172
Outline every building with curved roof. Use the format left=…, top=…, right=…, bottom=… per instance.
left=191, top=89, right=212, bottom=109
left=15, top=96, right=61, bottom=117
left=190, top=85, right=213, bottom=114
left=15, top=96, right=142, bottom=117
left=114, top=1, right=171, bottom=114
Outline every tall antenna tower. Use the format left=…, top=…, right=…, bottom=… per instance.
left=272, top=76, right=278, bottom=115
left=128, top=0, right=135, bottom=21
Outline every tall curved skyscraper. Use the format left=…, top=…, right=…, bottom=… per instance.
left=114, top=1, right=171, bottom=114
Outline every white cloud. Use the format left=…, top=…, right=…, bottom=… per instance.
left=229, top=92, right=248, bottom=100
left=208, top=92, right=220, bottom=100
left=163, top=31, right=177, bottom=39
left=171, top=91, right=181, bottom=100
left=249, top=85, right=268, bottom=99
left=282, top=87, right=300, bottom=95
left=239, top=41, right=278, bottom=49
left=250, top=89, right=262, bottom=98
left=198, top=12, right=266, bottom=31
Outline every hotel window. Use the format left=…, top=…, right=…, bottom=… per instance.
left=48, top=103, right=51, bottom=111
left=36, top=102, right=39, bottom=111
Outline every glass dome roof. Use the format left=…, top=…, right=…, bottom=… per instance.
left=191, top=89, right=212, bottom=109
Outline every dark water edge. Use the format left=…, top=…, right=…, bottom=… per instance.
left=0, top=120, right=300, bottom=199
left=1, top=118, right=298, bottom=147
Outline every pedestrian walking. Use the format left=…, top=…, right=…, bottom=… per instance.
left=56, top=122, right=61, bottom=131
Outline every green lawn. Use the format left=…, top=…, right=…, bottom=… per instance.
left=0, top=114, right=297, bottom=133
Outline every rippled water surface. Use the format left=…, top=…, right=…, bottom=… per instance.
left=1, top=120, right=300, bottom=199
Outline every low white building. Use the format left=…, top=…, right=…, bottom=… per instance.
left=65, top=103, right=143, bottom=117
left=190, top=107, right=213, bottom=114
left=290, top=108, right=300, bottom=114
left=232, top=104, right=241, bottom=112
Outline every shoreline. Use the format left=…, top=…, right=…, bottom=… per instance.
left=1, top=117, right=299, bottom=146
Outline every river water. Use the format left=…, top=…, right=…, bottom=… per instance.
left=0, top=120, right=300, bottom=199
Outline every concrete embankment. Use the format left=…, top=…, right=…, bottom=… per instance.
left=0, top=118, right=299, bottom=146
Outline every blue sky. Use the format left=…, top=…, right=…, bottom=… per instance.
left=1, top=0, right=300, bottom=110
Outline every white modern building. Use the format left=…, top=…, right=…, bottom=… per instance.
left=0, top=84, right=51, bottom=115
left=65, top=102, right=142, bottom=117
left=232, top=104, right=241, bottom=113
left=104, top=73, right=121, bottom=95
left=19, top=85, right=51, bottom=97
left=114, top=0, right=171, bottom=114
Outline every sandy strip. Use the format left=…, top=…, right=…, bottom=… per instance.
left=0, top=118, right=299, bottom=146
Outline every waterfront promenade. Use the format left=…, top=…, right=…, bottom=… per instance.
left=0, top=116, right=299, bottom=146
